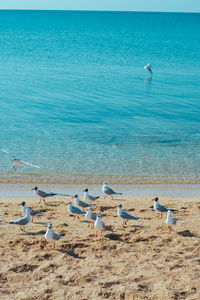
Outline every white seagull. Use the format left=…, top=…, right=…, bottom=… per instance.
left=144, top=63, right=152, bottom=75
left=19, top=201, right=43, bottom=222
left=153, top=197, right=169, bottom=219
left=0, top=148, right=40, bottom=170
left=94, top=213, right=106, bottom=236
left=102, top=182, right=122, bottom=199
left=85, top=206, right=97, bottom=227
left=72, top=194, right=90, bottom=209
left=117, top=204, right=139, bottom=226
left=83, top=188, right=100, bottom=203
left=67, top=201, right=86, bottom=220
left=9, top=208, right=32, bottom=231
left=32, top=187, right=70, bottom=204
left=44, top=223, right=65, bottom=249
left=166, top=210, right=178, bottom=233
left=12, top=158, right=40, bottom=170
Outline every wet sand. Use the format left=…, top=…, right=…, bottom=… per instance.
left=0, top=189, right=200, bottom=299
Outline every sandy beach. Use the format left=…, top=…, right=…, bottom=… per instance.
left=0, top=185, right=200, bottom=300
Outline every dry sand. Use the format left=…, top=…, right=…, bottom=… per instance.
left=0, top=192, right=200, bottom=300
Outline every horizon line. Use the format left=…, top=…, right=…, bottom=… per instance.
left=0, top=9, right=199, bottom=14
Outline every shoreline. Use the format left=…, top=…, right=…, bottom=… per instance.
left=0, top=182, right=200, bottom=198
left=0, top=175, right=200, bottom=185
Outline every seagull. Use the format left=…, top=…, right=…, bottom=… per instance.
left=18, top=201, right=43, bottom=223
left=85, top=206, right=97, bottom=227
left=0, top=148, right=40, bottom=170
left=44, top=223, right=65, bottom=249
left=144, top=63, right=152, bottom=75
left=67, top=201, right=85, bottom=220
left=102, top=182, right=122, bottom=199
left=32, top=187, right=70, bottom=204
left=12, top=158, right=40, bottom=170
left=153, top=197, right=173, bottom=218
left=117, top=204, right=139, bottom=226
left=83, top=188, right=100, bottom=203
left=72, top=194, right=90, bottom=209
left=9, top=208, right=32, bottom=231
left=94, top=213, right=106, bottom=236
left=166, top=210, right=179, bottom=233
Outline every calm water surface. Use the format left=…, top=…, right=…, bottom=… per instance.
left=0, top=10, right=200, bottom=183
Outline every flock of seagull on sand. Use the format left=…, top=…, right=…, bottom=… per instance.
left=9, top=181, right=178, bottom=249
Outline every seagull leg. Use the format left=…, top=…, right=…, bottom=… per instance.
left=31, top=217, right=34, bottom=223
left=20, top=226, right=25, bottom=232
left=73, top=216, right=75, bottom=221
left=168, top=226, right=172, bottom=234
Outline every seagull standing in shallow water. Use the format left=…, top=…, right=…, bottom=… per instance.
left=144, top=63, right=152, bottom=75
left=44, top=223, right=65, bottom=249
left=102, top=182, right=122, bottom=199
left=118, top=204, right=139, bottom=226
left=166, top=210, right=178, bottom=233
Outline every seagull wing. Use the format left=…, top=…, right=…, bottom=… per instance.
left=79, top=199, right=90, bottom=207
left=120, top=210, right=138, bottom=220
left=20, top=160, right=40, bottom=168
left=71, top=205, right=85, bottom=215
left=52, top=232, right=64, bottom=240
left=157, top=204, right=168, bottom=212
left=104, top=187, right=115, bottom=195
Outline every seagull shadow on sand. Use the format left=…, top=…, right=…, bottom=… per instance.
left=104, top=233, right=124, bottom=242
left=57, top=248, right=86, bottom=260
left=33, top=221, right=49, bottom=225
left=45, top=203, right=60, bottom=207
left=177, top=230, right=200, bottom=238
left=22, top=230, right=46, bottom=236
left=131, top=225, right=146, bottom=229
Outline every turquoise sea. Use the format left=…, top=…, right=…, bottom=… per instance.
left=0, top=10, right=200, bottom=183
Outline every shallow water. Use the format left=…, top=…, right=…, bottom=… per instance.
left=0, top=11, right=200, bottom=183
